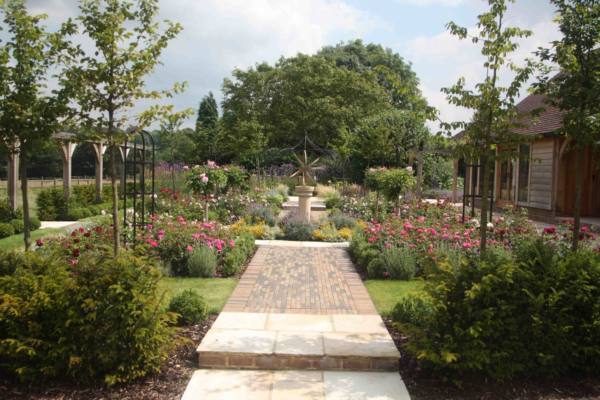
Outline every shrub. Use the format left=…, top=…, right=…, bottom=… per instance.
left=384, top=247, right=417, bottom=280
left=245, top=204, right=277, bottom=226
left=187, top=246, right=217, bottom=277
left=29, top=217, right=41, bottom=231
left=404, top=241, right=600, bottom=380
left=0, top=250, right=175, bottom=385
left=324, top=191, right=342, bottom=209
left=221, top=234, right=255, bottom=277
left=327, top=210, right=356, bottom=229
left=9, top=219, right=24, bottom=234
left=0, top=198, right=22, bottom=222
left=281, top=214, right=315, bottom=241
left=8, top=216, right=40, bottom=234
left=312, top=221, right=342, bottom=242
left=168, top=289, right=208, bottom=325
left=392, top=294, right=435, bottom=329
left=36, top=188, right=66, bottom=220
left=0, top=222, right=15, bottom=238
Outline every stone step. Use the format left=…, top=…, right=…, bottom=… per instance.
left=282, top=202, right=326, bottom=211
left=181, top=369, right=411, bottom=400
left=196, top=313, right=400, bottom=372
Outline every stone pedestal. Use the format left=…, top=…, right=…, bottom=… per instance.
left=295, top=185, right=314, bottom=222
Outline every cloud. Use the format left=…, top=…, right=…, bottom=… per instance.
left=395, top=0, right=467, bottom=6
left=24, top=0, right=379, bottom=126
left=405, top=10, right=561, bottom=132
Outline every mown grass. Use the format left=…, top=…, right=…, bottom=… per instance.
left=158, top=277, right=238, bottom=314
left=364, top=279, right=425, bottom=316
left=0, top=227, right=65, bottom=252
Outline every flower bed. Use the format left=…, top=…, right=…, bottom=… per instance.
left=350, top=200, right=599, bottom=279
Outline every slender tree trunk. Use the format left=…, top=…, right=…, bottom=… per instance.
left=479, top=154, right=490, bottom=254
left=110, top=145, right=120, bottom=256
left=19, top=155, right=31, bottom=251
left=572, top=147, right=584, bottom=251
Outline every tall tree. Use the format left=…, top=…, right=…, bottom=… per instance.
left=196, top=91, right=218, bottom=131
left=195, top=91, right=219, bottom=161
left=535, top=0, right=600, bottom=250
left=158, top=105, right=194, bottom=192
left=0, top=0, right=75, bottom=249
left=68, top=0, right=182, bottom=256
left=442, top=0, right=533, bottom=253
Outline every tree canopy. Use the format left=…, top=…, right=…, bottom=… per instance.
left=220, top=41, right=432, bottom=171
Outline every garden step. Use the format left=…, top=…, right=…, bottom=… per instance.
left=282, top=201, right=326, bottom=211
left=196, top=312, right=400, bottom=372
left=181, top=369, right=411, bottom=400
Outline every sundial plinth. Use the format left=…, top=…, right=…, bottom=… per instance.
left=295, top=185, right=314, bottom=223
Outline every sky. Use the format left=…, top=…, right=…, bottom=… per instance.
left=28, top=0, right=561, bottom=130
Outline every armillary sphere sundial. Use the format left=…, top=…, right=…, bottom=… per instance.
left=290, top=150, right=320, bottom=186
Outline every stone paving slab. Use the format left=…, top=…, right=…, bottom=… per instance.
left=181, top=370, right=410, bottom=400
left=223, top=246, right=376, bottom=315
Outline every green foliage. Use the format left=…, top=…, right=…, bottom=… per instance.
left=354, top=110, right=428, bottom=167
left=327, top=210, right=356, bottom=229
left=187, top=164, right=228, bottom=196
left=28, top=217, right=41, bottom=231
left=0, top=198, right=22, bottom=222
left=187, top=246, right=217, bottom=278
left=0, top=222, right=15, bottom=238
left=9, top=219, right=24, bottom=234
left=36, top=188, right=64, bottom=220
left=245, top=205, right=277, bottom=227
left=281, top=215, right=315, bottom=241
left=404, top=241, right=600, bottom=379
left=36, top=186, right=113, bottom=221
left=442, top=0, right=534, bottom=252
left=324, top=191, right=342, bottom=209
left=377, top=168, right=416, bottom=202
left=221, top=233, right=255, bottom=277
left=534, top=0, right=600, bottom=250
left=167, top=289, right=208, bottom=326
left=392, top=294, right=434, bottom=329
left=0, top=0, right=76, bottom=249
left=368, top=246, right=417, bottom=280
left=0, top=250, right=175, bottom=385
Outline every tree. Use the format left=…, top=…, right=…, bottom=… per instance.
left=158, top=106, right=194, bottom=193
left=195, top=91, right=219, bottom=161
left=442, top=0, right=533, bottom=253
left=535, top=0, right=600, bottom=250
left=354, top=109, right=428, bottom=167
left=221, top=55, right=390, bottom=153
left=68, top=0, right=182, bottom=256
left=0, top=0, right=75, bottom=249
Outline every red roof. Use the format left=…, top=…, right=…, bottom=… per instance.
left=512, top=93, right=563, bottom=136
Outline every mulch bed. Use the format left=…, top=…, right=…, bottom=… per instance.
left=384, top=317, right=600, bottom=400
left=0, top=315, right=217, bottom=400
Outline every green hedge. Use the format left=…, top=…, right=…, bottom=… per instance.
left=36, top=186, right=117, bottom=221
left=394, top=240, right=600, bottom=380
left=0, top=250, right=175, bottom=385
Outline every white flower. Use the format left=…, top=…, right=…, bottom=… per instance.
left=405, top=166, right=413, bottom=172
left=487, top=222, right=494, bottom=229
left=101, top=210, right=106, bottom=216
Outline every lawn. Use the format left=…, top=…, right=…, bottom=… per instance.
left=0, top=227, right=65, bottom=251
left=365, top=279, right=425, bottom=316
left=158, top=277, right=238, bottom=314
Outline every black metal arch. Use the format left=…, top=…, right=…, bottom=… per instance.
left=122, top=130, right=155, bottom=245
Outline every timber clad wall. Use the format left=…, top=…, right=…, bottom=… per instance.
left=527, top=139, right=554, bottom=210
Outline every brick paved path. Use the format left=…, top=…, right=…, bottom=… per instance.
left=223, top=245, right=377, bottom=315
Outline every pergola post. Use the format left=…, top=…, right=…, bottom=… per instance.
left=92, top=142, right=106, bottom=202
left=452, top=159, right=459, bottom=203
left=7, top=152, right=19, bottom=210
left=118, top=145, right=130, bottom=197
left=59, top=140, right=77, bottom=200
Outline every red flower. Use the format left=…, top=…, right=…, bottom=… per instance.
left=543, top=226, right=556, bottom=235
left=72, top=248, right=80, bottom=258
left=36, top=239, right=44, bottom=247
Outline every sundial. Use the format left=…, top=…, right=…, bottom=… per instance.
left=290, top=150, right=320, bottom=186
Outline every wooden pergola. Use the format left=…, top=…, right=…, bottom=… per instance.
left=6, top=132, right=133, bottom=212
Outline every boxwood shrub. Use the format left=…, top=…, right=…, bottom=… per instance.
left=0, top=250, right=176, bottom=385
left=397, top=240, right=600, bottom=380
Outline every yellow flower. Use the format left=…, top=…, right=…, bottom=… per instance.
left=338, top=227, right=353, bottom=240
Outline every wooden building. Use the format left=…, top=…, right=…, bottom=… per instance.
left=462, top=93, right=599, bottom=223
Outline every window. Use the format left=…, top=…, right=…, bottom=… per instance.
left=517, top=144, right=530, bottom=203
left=500, top=160, right=513, bottom=201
